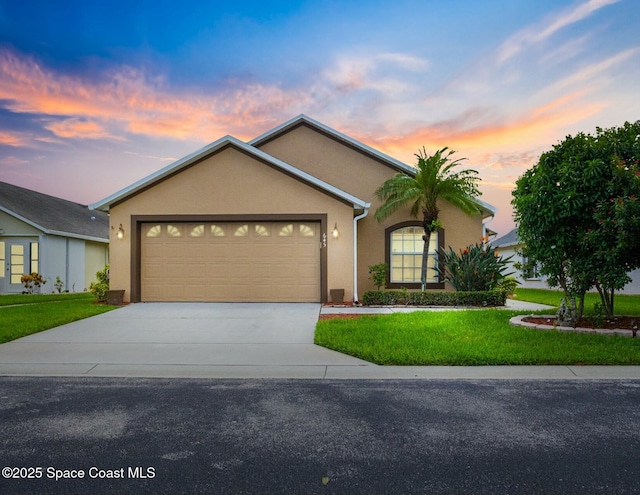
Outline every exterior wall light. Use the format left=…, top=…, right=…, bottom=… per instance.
left=116, top=224, right=125, bottom=240
left=332, top=223, right=339, bottom=239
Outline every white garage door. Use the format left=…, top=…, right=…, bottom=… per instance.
left=141, top=222, right=320, bottom=302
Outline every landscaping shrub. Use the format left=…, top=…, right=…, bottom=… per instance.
left=497, top=276, right=519, bottom=296
left=89, top=265, right=109, bottom=303
left=368, top=263, right=389, bottom=290
left=362, top=289, right=507, bottom=307
left=439, top=243, right=513, bottom=291
left=20, top=272, right=46, bottom=294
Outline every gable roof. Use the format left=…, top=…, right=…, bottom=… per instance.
left=250, top=114, right=416, bottom=175
left=0, top=181, right=109, bottom=242
left=492, top=228, right=521, bottom=248
left=90, top=135, right=370, bottom=212
left=250, top=114, right=497, bottom=218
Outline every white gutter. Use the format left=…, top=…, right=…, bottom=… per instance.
left=352, top=207, right=370, bottom=304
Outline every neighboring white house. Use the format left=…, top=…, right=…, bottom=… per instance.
left=493, top=228, right=640, bottom=294
left=0, top=181, right=109, bottom=294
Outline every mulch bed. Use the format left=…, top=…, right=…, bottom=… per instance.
left=522, top=315, right=638, bottom=331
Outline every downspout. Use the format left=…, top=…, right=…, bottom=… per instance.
left=482, top=211, right=496, bottom=247
left=352, top=207, right=370, bottom=304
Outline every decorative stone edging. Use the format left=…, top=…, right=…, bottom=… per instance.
left=509, top=315, right=634, bottom=337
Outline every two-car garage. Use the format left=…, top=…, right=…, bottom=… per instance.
left=140, top=221, right=321, bottom=302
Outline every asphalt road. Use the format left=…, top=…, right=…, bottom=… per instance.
left=1, top=377, right=639, bottom=495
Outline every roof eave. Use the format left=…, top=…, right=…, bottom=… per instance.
left=90, top=134, right=370, bottom=212
left=0, top=205, right=46, bottom=233
left=90, top=136, right=237, bottom=212
left=249, top=114, right=417, bottom=175
left=47, top=231, right=109, bottom=243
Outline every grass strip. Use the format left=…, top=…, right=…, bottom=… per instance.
left=0, top=297, right=117, bottom=343
left=513, top=289, right=640, bottom=315
left=315, top=309, right=640, bottom=365
left=0, top=292, right=94, bottom=306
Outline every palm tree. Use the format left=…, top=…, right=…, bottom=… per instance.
left=375, top=147, right=482, bottom=290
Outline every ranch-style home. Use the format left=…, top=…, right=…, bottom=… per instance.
left=493, top=228, right=640, bottom=295
left=91, top=115, right=497, bottom=304
left=0, top=181, right=109, bottom=294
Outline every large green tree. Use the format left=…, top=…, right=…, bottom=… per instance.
left=512, top=121, right=640, bottom=324
left=375, top=147, right=483, bottom=290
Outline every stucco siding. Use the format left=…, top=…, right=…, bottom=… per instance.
left=0, top=210, right=41, bottom=235
left=496, top=245, right=640, bottom=294
left=66, top=238, right=85, bottom=292
left=258, top=125, right=486, bottom=294
left=85, top=241, right=109, bottom=291
left=257, top=124, right=397, bottom=200
left=109, top=146, right=354, bottom=302
left=356, top=200, right=484, bottom=294
left=620, top=269, right=640, bottom=294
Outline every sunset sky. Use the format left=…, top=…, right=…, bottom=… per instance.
left=1, top=0, right=638, bottom=237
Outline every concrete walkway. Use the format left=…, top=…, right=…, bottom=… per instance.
left=320, top=298, right=555, bottom=314
left=1, top=301, right=639, bottom=379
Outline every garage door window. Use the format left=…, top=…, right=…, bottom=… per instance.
left=190, top=225, right=205, bottom=237
left=279, top=224, right=293, bottom=237
left=146, top=225, right=162, bottom=237
left=234, top=225, right=249, bottom=236
left=211, top=225, right=225, bottom=236
left=167, top=225, right=181, bottom=237
left=255, top=225, right=270, bottom=236
left=299, top=224, right=315, bottom=237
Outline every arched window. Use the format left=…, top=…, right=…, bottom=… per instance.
left=385, top=223, right=444, bottom=289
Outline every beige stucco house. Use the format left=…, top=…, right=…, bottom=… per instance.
left=91, top=115, right=496, bottom=303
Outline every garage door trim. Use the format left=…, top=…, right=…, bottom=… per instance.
left=130, top=214, right=328, bottom=303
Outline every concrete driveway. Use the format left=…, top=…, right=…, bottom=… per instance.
left=2, top=302, right=640, bottom=380
left=0, top=303, right=369, bottom=378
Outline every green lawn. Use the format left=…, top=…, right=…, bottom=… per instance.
left=513, top=288, right=640, bottom=315
left=316, top=289, right=640, bottom=365
left=0, top=293, right=119, bottom=343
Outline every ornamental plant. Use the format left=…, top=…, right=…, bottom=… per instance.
left=512, top=120, right=640, bottom=323
left=375, top=147, right=482, bottom=290
left=89, top=265, right=110, bottom=303
left=21, top=272, right=46, bottom=294
left=368, top=263, right=389, bottom=290
left=438, top=243, right=513, bottom=292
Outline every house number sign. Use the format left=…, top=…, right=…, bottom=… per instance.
left=321, top=233, right=327, bottom=248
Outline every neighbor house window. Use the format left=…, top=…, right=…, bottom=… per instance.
left=386, top=224, right=443, bottom=287
left=30, top=242, right=39, bottom=273
left=522, top=255, right=541, bottom=280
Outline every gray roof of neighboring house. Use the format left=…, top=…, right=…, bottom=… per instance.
left=491, top=228, right=521, bottom=248
left=0, top=181, right=109, bottom=242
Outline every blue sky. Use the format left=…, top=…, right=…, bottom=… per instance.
left=1, top=0, right=638, bottom=236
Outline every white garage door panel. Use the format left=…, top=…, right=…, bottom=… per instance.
left=141, top=222, right=320, bottom=302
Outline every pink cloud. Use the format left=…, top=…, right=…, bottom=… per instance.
left=45, top=119, right=123, bottom=140
left=0, top=48, right=307, bottom=144
left=0, top=131, right=26, bottom=147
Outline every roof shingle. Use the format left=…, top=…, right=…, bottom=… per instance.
left=0, top=181, right=109, bottom=241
